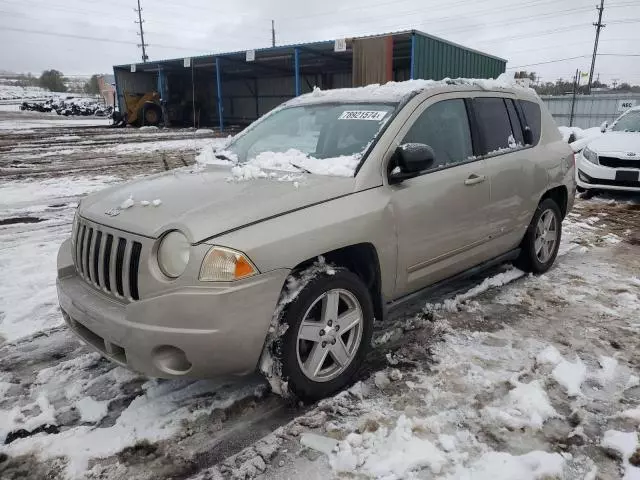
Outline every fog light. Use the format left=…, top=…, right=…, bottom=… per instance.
left=152, top=345, right=192, bottom=375
left=578, top=170, right=590, bottom=183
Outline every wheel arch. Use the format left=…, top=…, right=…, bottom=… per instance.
left=289, top=243, right=384, bottom=324
left=540, top=185, right=569, bottom=219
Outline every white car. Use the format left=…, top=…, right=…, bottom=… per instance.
left=577, top=106, right=640, bottom=194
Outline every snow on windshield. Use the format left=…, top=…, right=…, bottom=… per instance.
left=196, top=75, right=529, bottom=179
left=197, top=103, right=393, bottom=178
left=612, top=110, right=640, bottom=132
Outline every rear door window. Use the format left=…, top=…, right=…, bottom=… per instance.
left=401, top=99, right=473, bottom=169
left=519, top=100, right=542, bottom=145
left=505, top=99, right=524, bottom=146
left=473, top=98, right=515, bottom=154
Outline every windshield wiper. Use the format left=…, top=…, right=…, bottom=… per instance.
left=289, top=162, right=311, bottom=174
left=214, top=153, right=235, bottom=162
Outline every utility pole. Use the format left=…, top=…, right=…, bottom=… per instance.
left=135, top=0, right=149, bottom=62
left=569, top=69, right=580, bottom=127
left=587, top=0, right=605, bottom=94
left=271, top=20, right=276, bottom=47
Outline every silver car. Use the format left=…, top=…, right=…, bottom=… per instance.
left=57, top=81, right=575, bottom=399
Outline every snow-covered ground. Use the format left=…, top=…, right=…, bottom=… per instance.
left=0, top=85, right=62, bottom=102
left=193, top=197, right=640, bottom=480
left=0, top=110, right=639, bottom=479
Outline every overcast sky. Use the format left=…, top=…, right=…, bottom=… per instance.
left=0, top=0, right=639, bottom=85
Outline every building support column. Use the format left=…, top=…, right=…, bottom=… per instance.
left=215, top=57, right=224, bottom=132
left=294, top=47, right=301, bottom=96
left=254, top=77, right=259, bottom=119
left=113, top=68, right=122, bottom=111
left=410, top=32, right=416, bottom=80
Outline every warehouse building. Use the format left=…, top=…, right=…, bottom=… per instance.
left=112, top=29, right=506, bottom=130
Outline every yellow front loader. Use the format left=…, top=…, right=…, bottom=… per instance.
left=113, top=92, right=163, bottom=127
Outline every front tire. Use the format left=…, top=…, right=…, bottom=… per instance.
left=515, top=198, right=562, bottom=274
left=141, top=103, right=162, bottom=127
left=276, top=268, right=373, bottom=400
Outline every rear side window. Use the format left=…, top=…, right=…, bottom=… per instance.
left=473, top=98, right=514, bottom=154
left=401, top=99, right=473, bottom=169
left=519, top=100, right=542, bottom=145
left=505, top=99, right=524, bottom=146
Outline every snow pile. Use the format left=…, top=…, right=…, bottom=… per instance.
left=330, top=415, right=447, bottom=477
left=0, top=175, right=121, bottom=208
left=483, top=380, right=558, bottom=430
left=202, top=147, right=361, bottom=180
left=449, top=450, right=565, bottom=480
left=425, top=267, right=524, bottom=313
left=229, top=163, right=269, bottom=181
left=75, top=396, right=109, bottom=423
left=251, top=149, right=360, bottom=177
left=538, top=346, right=587, bottom=397
left=553, top=358, right=587, bottom=397
left=558, top=126, right=603, bottom=152
left=601, top=430, right=640, bottom=479
left=291, top=74, right=527, bottom=106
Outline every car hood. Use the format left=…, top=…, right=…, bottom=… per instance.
left=80, top=165, right=358, bottom=242
left=588, top=131, right=640, bottom=155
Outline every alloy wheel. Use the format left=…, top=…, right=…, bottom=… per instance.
left=534, top=209, right=558, bottom=263
left=296, top=288, right=363, bottom=382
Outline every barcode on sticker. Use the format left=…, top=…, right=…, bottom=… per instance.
left=338, top=111, right=387, bottom=121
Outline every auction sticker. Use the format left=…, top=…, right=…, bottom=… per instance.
left=339, top=111, right=387, bottom=121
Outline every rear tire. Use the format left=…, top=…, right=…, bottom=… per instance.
left=515, top=198, right=562, bottom=274
left=275, top=268, right=373, bottom=401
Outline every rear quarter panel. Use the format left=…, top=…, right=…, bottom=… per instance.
left=518, top=91, right=576, bottom=220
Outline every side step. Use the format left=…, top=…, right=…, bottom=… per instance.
left=385, top=248, right=521, bottom=314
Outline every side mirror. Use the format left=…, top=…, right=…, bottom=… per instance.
left=389, top=143, right=435, bottom=184
left=600, top=121, right=609, bottom=133
left=523, top=126, right=534, bottom=146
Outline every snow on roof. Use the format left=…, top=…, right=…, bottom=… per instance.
left=287, top=74, right=529, bottom=106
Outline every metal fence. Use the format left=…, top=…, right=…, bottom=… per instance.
left=541, top=94, right=640, bottom=129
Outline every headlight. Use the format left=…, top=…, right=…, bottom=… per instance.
left=582, top=147, right=599, bottom=164
left=157, top=231, right=190, bottom=278
left=199, top=246, right=258, bottom=282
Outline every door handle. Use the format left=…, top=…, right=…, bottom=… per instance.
left=464, top=174, right=486, bottom=186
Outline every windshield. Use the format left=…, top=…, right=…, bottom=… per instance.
left=612, top=110, right=640, bottom=132
left=221, top=103, right=396, bottom=175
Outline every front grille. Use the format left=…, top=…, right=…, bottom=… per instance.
left=599, top=156, right=640, bottom=169
left=73, top=218, right=142, bottom=301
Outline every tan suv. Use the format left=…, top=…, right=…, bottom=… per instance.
left=57, top=80, right=575, bottom=399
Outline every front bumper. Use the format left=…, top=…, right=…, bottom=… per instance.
left=577, top=156, right=640, bottom=192
left=56, top=238, right=289, bottom=378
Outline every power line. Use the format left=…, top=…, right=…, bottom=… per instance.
left=507, top=52, right=640, bottom=70
left=588, top=0, right=606, bottom=92
left=599, top=53, right=640, bottom=56
left=507, top=55, right=592, bottom=69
